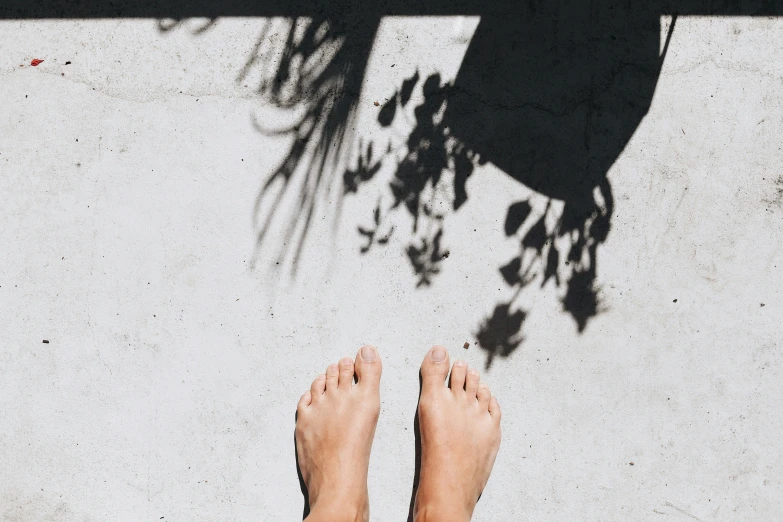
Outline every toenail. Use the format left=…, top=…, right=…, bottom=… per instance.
left=455, top=360, right=467, bottom=367
left=430, top=347, right=447, bottom=363
left=469, top=369, right=479, bottom=376
left=360, top=345, right=377, bottom=362
left=328, top=364, right=338, bottom=373
left=340, top=357, right=353, bottom=366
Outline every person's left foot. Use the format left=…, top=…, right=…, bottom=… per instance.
left=295, top=345, right=382, bottom=522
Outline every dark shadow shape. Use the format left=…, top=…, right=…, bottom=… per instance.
left=2, top=0, right=781, bottom=18
left=476, top=303, right=527, bottom=369
left=405, top=373, right=423, bottom=522
left=442, top=4, right=675, bottom=355
left=294, top=412, right=311, bottom=520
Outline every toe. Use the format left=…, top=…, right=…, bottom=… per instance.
left=338, top=357, right=355, bottom=390
left=420, top=345, right=450, bottom=391
left=465, top=368, right=480, bottom=399
left=297, top=390, right=312, bottom=412
left=477, top=383, right=491, bottom=409
left=354, top=345, right=382, bottom=392
left=489, top=396, right=502, bottom=421
left=325, top=364, right=339, bottom=392
left=449, top=360, right=468, bottom=392
left=310, top=374, right=326, bottom=398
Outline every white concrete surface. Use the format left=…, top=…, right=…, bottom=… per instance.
left=1, top=15, right=782, bottom=522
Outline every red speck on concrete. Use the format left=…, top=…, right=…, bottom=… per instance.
left=31, top=59, right=44, bottom=66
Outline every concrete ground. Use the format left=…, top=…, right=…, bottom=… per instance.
left=1, top=12, right=782, bottom=522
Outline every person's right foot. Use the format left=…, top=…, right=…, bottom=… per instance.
left=413, top=345, right=502, bottom=522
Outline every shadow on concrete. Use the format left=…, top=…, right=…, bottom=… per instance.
left=2, top=0, right=775, bottom=368
left=218, top=1, right=778, bottom=368
left=3, top=1, right=781, bottom=518
left=243, top=3, right=679, bottom=368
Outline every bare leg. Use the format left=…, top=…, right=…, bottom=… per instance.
left=413, top=346, right=502, bottom=522
left=295, top=345, right=382, bottom=522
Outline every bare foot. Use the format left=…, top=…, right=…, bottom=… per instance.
left=295, top=345, right=382, bottom=522
left=414, top=346, right=502, bottom=522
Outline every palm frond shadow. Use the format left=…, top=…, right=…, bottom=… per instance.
left=245, top=15, right=381, bottom=275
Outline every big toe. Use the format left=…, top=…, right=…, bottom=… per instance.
left=420, top=345, right=450, bottom=391
left=354, top=345, right=382, bottom=393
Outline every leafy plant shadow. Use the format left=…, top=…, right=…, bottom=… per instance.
left=157, top=2, right=677, bottom=368
left=333, top=4, right=677, bottom=367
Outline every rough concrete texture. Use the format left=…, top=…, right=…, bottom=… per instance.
left=1, top=12, right=782, bottom=522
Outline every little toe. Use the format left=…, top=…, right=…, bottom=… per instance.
left=297, top=390, right=312, bottom=412
left=489, top=396, right=502, bottom=421
left=477, top=383, right=491, bottom=409
left=420, top=345, right=450, bottom=391
left=354, top=345, right=382, bottom=392
left=449, top=360, right=468, bottom=393
left=310, top=374, right=326, bottom=398
left=338, top=357, right=355, bottom=390
left=325, top=364, right=339, bottom=392
left=465, top=368, right=480, bottom=399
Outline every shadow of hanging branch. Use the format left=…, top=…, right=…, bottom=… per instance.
left=349, top=71, right=475, bottom=288
left=358, top=200, right=393, bottom=254
left=339, top=67, right=612, bottom=368
left=341, top=2, right=674, bottom=368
